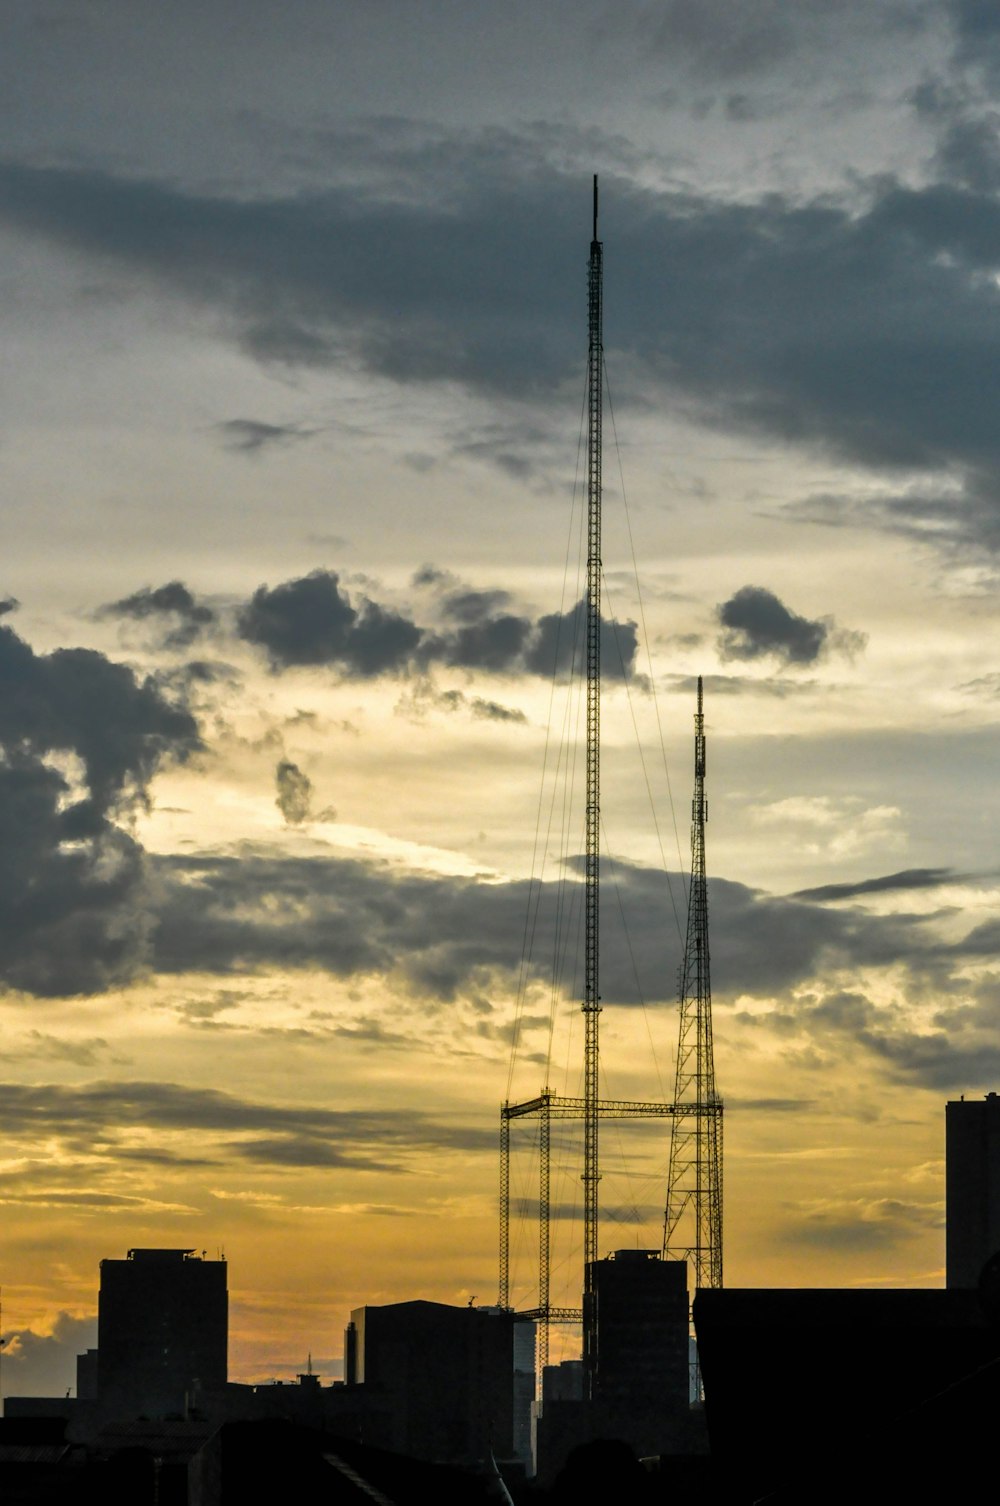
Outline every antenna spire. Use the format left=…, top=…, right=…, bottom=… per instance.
left=663, top=675, right=723, bottom=1291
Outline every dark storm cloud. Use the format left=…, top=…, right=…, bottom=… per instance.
left=913, top=79, right=1000, bottom=194
left=0, top=622, right=199, bottom=995
left=150, top=849, right=935, bottom=1008
left=717, top=587, right=826, bottom=665
left=794, top=867, right=958, bottom=901
left=948, top=0, right=1000, bottom=68
left=0, top=1079, right=496, bottom=1171
left=716, top=586, right=865, bottom=667
left=9, top=142, right=1000, bottom=549
left=238, top=571, right=421, bottom=674
left=103, top=580, right=216, bottom=648
left=237, top=569, right=639, bottom=681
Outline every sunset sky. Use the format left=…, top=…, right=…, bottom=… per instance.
left=4, top=0, right=1000, bottom=1394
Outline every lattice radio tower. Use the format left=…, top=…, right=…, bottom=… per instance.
left=662, top=674, right=723, bottom=1289
left=498, top=177, right=677, bottom=1389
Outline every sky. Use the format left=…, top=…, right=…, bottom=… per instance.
left=3, top=0, right=1000, bottom=1393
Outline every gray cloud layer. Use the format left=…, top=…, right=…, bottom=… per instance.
left=0, top=1079, right=496, bottom=1173
left=4, top=147, right=1000, bottom=533
left=0, top=624, right=199, bottom=995
left=148, top=849, right=935, bottom=1012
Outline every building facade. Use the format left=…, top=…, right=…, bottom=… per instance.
left=98, top=1248, right=228, bottom=1419
left=345, top=1299, right=515, bottom=1465
left=946, top=1093, right=1000, bottom=1289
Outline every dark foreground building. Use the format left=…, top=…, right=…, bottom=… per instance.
left=345, top=1299, right=515, bottom=1465
left=946, top=1091, right=1000, bottom=1288
left=99, top=1249, right=228, bottom=1419
left=588, top=1250, right=689, bottom=1418
left=695, top=1286, right=1000, bottom=1504
left=535, top=1252, right=700, bottom=1482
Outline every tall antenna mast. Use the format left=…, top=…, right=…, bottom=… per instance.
left=582, top=172, right=603, bottom=1383
left=663, top=675, right=723, bottom=1288
left=500, top=176, right=678, bottom=1387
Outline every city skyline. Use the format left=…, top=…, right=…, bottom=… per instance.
left=4, top=2, right=1000, bottom=1392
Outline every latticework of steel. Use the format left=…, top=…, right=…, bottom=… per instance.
left=499, top=1091, right=680, bottom=1367
left=662, top=675, right=723, bottom=1289
left=581, top=172, right=603, bottom=1386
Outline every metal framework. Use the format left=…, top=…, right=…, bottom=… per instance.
left=499, top=1091, right=680, bottom=1368
left=581, top=172, right=603, bottom=1385
left=497, top=186, right=724, bottom=1397
left=662, top=675, right=723, bottom=1289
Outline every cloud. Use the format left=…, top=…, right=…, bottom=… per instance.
left=716, top=585, right=865, bottom=667
left=2, top=1313, right=98, bottom=1399
left=0, top=622, right=199, bottom=995
left=0, top=596, right=18, bottom=616
left=793, top=868, right=959, bottom=902
left=11, top=144, right=1000, bottom=542
left=0, top=1079, right=498, bottom=1173
left=237, top=569, right=639, bottom=681
left=750, top=796, right=904, bottom=861
left=667, top=672, right=818, bottom=698
left=630, top=0, right=923, bottom=82
left=102, top=580, right=216, bottom=649
left=237, top=571, right=422, bottom=675
left=781, top=1195, right=943, bottom=1253
left=148, top=848, right=937, bottom=1011
left=274, top=759, right=323, bottom=825
left=215, top=419, right=317, bottom=454
left=10, top=1030, right=119, bottom=1066
left=735, top=981, right=1000, bottom=1094
left=396, top=680, right=527, bottom=724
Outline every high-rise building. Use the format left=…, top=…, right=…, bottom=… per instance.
left=98, top=1248, right=227, bottom=1418
left=946, top=1093, right=1000, bottom=1288
left=586, top=1249, right=689, bottom=1421
left=345, top=1299, right=514, bottom=1465
left=536, top=1252, right=693, bottom=1480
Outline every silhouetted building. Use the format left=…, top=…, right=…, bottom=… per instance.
left=536, top=1255, right=696, bottom=1481
left=345, top=1299, right=514, bottom=1465
left=588, top=1250, right=689, bottom=1416
left=694, top=1286, right=1000, bottom=1504
left=77, top=1348, right=99, bottom=1402
left=541, top=1359, right=584, bottom=1404
left=511, top=1315, right=536, bottom=1470
left=98, top=1248, right=227, bottom=1420
left=946, top=1091, right=1000, bottom=1288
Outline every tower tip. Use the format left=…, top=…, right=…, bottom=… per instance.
left=593, top=174, right=598, bottom=241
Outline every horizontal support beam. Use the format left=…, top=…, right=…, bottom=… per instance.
left=503, top=1094, right=723, bottom=1121
left=518, top=1306, right=583, bottom=1323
